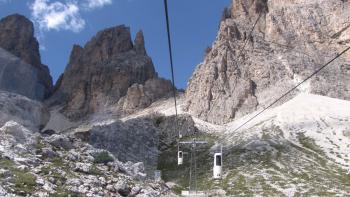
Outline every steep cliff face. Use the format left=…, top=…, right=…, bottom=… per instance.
left=0, top=14, right=53, bottom=100
left=186, top=0, right=350, bottom=124
left=50, top=26, right=173, bottom=120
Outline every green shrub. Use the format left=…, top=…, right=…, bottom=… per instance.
left=94, top=151, right=114, bottom=164
left=0, top=158, right=36, bottom=194
left=50, top=188, right=80, bottom=197
left=155, top=116, right=164, bottom=126
left=89, top=164, right=103, bottom=175
left=14, top=171, right=37, bottom=194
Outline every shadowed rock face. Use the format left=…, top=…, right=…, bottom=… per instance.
left=77, top=114, right=196, bottom=174
left=88, top=119, right=159, bottom=173
left=0, top=91, right=49, bottom=130
left=186, top=0, right=350, bottom=124
left=50, top=25, right=173, bottom=120
left=0, top=14, right=53, bottom=100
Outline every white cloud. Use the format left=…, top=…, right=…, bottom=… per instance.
left=30, top=0, right=113, bottom=33
left=84, top=0, right=112, bottom=9
left=30, top=0, right=85, bottom=33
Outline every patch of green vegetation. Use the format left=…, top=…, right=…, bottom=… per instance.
left=154, top=116, right=164, bottom=126
left=0, top=158, right=37, bottom=195
left=171, top=185, right=184, bottom=195
left=227, top=174, right=253, bottom=196
left=297, top=133, right=324, bottom=155
left=40, top=166, right=51, bottom=175
left=50, top=187, right=80, bottom=197
left=35, top=138, right=46, bottom=154
left=260, top=180, right=283, bottom=196
left=293, top=171, right=311, bottom=181
left=314, top=191, right=337, bottom=196
left=39, top=158, right=76, bottom=186
left=157, top=133, right=217, bottom=193
left=51, top=157, right=65, bottom=167
left=89, top=164, right=103, bottom=175
left=332, top=168, right=350, bottom=186
left=93, top=151, right=114, bottom=164
left=13, top=171, right=37, bottom=194
left=51, top=171, right=67, bottom=185
left=158, top=128, right=350, bottom=195
left=0, top=158, right=15, bottom=170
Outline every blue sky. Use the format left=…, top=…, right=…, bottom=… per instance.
left=0, top=0, right=231, bottom=88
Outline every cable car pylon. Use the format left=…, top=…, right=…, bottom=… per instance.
left=163, top=0, right=225, bottom=195
left=179, top=138, right=208, bottom=195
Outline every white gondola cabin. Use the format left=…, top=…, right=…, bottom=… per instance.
left=178, top=151, right=183, bottom=165
left=213, top=153, right=222, bottom=179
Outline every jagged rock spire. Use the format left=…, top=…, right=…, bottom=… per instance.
left=134, top=30, right=146, bottom=55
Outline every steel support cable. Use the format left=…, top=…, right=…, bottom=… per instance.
left=236, top=11, right=263, bottom=60
left=163, top=0, right=180, bottom=147
left=163, top=2, right=195, bottom=192
left=232, top=46, right=350, bottom=133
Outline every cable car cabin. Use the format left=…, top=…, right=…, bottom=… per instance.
left=213, top=153, right=222, bottom=179
left=178, top=151, right=183, bottom=165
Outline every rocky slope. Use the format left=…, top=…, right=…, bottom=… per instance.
left=0, top=119, right=175, bottom=197
left=49, top=26, right=173, bottom=120
left=0, top=14, right=178, bottom=196
left=217, top=94, right=350, bottom=196
left=0, top=91, right=48, bottom=131
left=0, top=14, right=52, bottom=100
left=185, top=0, right=350, bottom=124
left=147, top=93, right=350, bottom=196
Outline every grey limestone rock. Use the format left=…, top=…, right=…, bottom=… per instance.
left=88, top=119, right=159, bottom=173
left=47, top=134, right=73, bottom=150
left=185, top=0, right=350, bottom=124
left=0, top=14, right=52, bottom=100
left=0, top=91, right=49, bottom=130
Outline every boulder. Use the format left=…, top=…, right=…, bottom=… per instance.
left=74, top=162, right=92, bottom=173
left=114, top=180, right=130, bottom=197
left=47, top=134, right=73, bottom=150
left=40, top=129, right=56, bottom=137
left=117, top=78, right=173, bottom=114
left=41, top=147, right=58, bottom=159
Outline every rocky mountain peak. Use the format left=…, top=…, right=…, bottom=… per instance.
left=185, top=0, right=350, bottom=124
left=83, top=25, right=134, bottom=64
left=67, top=44, right=84, bottom=66
left=0, top=14, right=40, bottom=66
left=50, top=25, right=173, bottom=120
left=0, top=14, right=53, bottom=100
